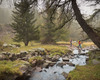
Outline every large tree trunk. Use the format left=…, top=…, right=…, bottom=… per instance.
left=71, top=0, right=100, bottom=48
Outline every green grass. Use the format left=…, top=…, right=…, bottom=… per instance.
left=0, top=41, right=69, bottom=56
left=67, top=50, right=100, bottom=80
left=0, top=60, right=29, bottom=80
left=29, top=56, right=43, bottom=63
left=67, top=64, right=100, bottom=80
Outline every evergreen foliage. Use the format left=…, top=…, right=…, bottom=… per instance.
left=11, top=0, right=39, bottom=46
left=40, top=1, right=69, bottom=44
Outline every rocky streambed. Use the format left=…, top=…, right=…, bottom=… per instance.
left=0, top=47, right=89, bottom=80
left=29, top=49, right=89, bottom=80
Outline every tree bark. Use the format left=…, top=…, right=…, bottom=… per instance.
left=71, top=0, right=100, bottom=48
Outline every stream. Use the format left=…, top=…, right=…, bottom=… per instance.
left=29, top=49, right=89, bottom=80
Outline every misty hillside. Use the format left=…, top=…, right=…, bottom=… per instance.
left=0, top=24, right=14, bottom=42
left=0, top=0, right=99, bottom=42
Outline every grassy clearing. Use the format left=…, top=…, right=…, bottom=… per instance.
left=0, top=41, right=69, bottom=56
left=57, top=41, right=94, bottom=47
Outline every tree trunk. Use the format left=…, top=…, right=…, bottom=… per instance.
left=71, top=0, right=100, bottom=48
left=24, top=40, right=29, bottom=46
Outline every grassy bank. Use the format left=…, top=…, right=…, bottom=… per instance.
left=0, top=41, right=70, bottom=80
left=0, top=60, right=29, bottom=80
left=67, top=50, right=100, bottom=80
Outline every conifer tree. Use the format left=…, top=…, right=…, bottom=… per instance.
left=40, top=1, right=69, bottom=44
left=11, top=0, right=39, bottom=46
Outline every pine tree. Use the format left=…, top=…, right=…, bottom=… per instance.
left=40, top=1, right=69, bottom=44
left=11, top=0, right=39, bottom=46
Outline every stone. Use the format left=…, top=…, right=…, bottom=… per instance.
left=62, top=72, right=68, bottom=78
left=52, top=56, right=59, bottom=62
left=42, top=63, right=49, bottom=68
left=2, top=52, right=10, bottom=56
left=20, top=51, right=28, bottom=58
left=62, top=57, right=69, bottom=61
left=36, top=67, right=42, bottom=72
left=31, top=60, right=37, bottom=67
left=92, top=59, right=100, bottom=65
left=56, top=62, right=66, bottom=67
left=86, top=57, right=89, bottom=61
left=3, top=43, right=8, bottom=47
left=0, top=55, right=7, bottom=60
left=9, top=53, right=17, bottom=60
left=67, top=62, right=75, bottom=66
left=45, top=60, right=56, bottom=67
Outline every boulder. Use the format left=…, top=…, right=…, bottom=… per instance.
left=62, top=57, right=69, bottom=61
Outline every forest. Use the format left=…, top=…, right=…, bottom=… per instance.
left=0, top=0, right=100, bottom=80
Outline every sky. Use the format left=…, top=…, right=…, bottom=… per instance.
left=77, top=0, right=100, bottom=16
left=37, top=0, right=100, bottom=17
left=0, top=0, right=100, bottom=17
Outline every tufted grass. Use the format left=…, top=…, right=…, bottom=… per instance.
left=67, top=64, right=100, bottom=80
left=67, top=50, right=100, bottom=80
left=0, top=60, right=29, bottom=79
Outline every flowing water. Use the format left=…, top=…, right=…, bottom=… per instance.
left=29, top=49, right=89, bottom=80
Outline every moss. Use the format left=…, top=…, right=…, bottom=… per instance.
left=67, top=64, right=100, bottom=80
left=28, top=56, right=43, bottom=63
left=0, top=60, right=29, bottom=80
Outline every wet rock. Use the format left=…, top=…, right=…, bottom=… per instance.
left=36, top=67, right=42, bottom=72
left=44, top=60, right=56, bottom=67
left=62, top=72, right=68, bottom=79
left=86, top=57, right=89, bottom=61
left=44, top=70, right=47, bottom=72
left=46, top=56, right=52, bottom=61
left=54, top=72, right=57, bottom=74
left=52, top=56, right=59, bottom=62
left=42, top=63, right=49, bottom=68
left=56, top=62, right=66, bottom=67
left=67, top=62, right=75, bottom=66
left=62, top=57, right=69, bottom=61
left=80, top=53, right=86, bottom=55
